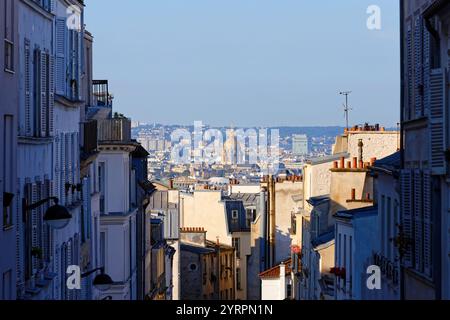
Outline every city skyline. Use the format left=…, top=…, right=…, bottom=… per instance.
left=85, top=0, right=400, bottom=127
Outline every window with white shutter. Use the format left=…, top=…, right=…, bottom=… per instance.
left=55, top=18, right=67, bottom=96
left=400, top=169, right=413, bottom=268
left=429, top=68, right=446, bottom=175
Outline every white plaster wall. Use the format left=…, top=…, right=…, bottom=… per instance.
left=347, top=132, right=399, bottom=162
left=261, top=278, right=282, bottom=300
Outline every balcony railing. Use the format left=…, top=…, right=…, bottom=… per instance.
left=97, top=117, right=131, bottom=143
left=93, top=80, right=112, bottom=107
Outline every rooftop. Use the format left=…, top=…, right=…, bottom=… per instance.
left=334, top=205, right=378, bottom=221
left=259, top=258, right=299, bottom=279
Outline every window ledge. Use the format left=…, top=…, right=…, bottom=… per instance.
left=3, top=225, right=14, bottom=232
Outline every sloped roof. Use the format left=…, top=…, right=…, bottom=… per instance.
left=259, top=258, right=293, bottom=279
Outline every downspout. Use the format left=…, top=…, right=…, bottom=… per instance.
left=259, top=188, right=267, bottom=272
left=268, top=175, right=276, bottom=267
left=399, top=0, right=405, bottom=300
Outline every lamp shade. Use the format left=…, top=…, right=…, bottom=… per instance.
left=93, top=273, right=114, bottom=291
left=43, top=203, right=72, bottom=229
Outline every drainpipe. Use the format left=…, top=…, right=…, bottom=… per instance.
left=259, top=188, right=267, bottom=272
left=268, top=175, right=276, bottom=267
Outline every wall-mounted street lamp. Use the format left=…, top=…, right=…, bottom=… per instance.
left=23, top=196, right=71, bottom=230
left=23, top=196, right=72, bottom=279
left=81, top=267, right=114, bottom=292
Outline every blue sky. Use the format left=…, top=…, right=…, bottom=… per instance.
left=85, top=0, right=400, bottom=127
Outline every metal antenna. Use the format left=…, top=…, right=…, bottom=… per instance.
left=339, top=91, right=352, bottom=130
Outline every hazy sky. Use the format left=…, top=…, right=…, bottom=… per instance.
left=85, top=0, right=400, bottom=127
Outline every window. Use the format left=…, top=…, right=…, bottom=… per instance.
left=4, top=0, right=14, bottom=73
left=381, top=195, right=386, bottom=255
left=2, top=270, right=12, bottom=300
left=4, top=40, right=14, bottom=72
left=245, top=209, right=255, bottom=227
left=189, top=263, right=198, bottom=272
left=232, top=238, right=240, bottom=259
left=3, top=115, right=14, bottom=228
left=287, top=284, right=292, bottom=299
left=236, top=267, right=241, bottom=290
left=290, top=213, right=297, bottom=235
left=231, top=209, right=238, bottom=220
left=98, top=163, right=105, bottom=213
left=387, top=197, right=392, bottom=260
left=100, top=232, right=106, bottom=268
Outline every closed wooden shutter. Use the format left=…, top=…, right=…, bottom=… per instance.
left=15, top=178, right=23, bottom=284
left=24, top=39, right=32, bottom=136
left=42, top=179, right=51, bottom=263
left=422, top=170, right=432, bottom=278
left=40, top=51, right=48, bottom=137
left=406, top=21, right=413, bottom=120
left=60, top=133, right=66, bottom=205
left=66, top=133, right=72, bottom=205
left=48, top=54, right=55, bottom=136
left=429, top=68, right=446, bottom=175
left=400, top=169, right=413, bottom=268
left=54, top=135, right=61, bottom=199
left=56, top=18, right=67, bottom=95
left=413, top=170, right=423, bottom=272
left=414, top=16, right=423, bottom=118
left=31, top=183, right=39, bottom=273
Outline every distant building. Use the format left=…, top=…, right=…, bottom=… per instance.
left=180, top=228, right=235, bottom=300
left=292, top=134, right=308, bottom=155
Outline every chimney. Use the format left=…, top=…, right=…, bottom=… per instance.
left=340, top=157, right=345, bottom=169
left=358, top=139, right=364, bottom=164
left=333, top=161, right=338, bottom=169
left=370, top=157, right=377, bottom=166
left=351, top=188, right=356, bottom=201
left=352, top=157, right=357, bottom=169
left=169, top=179, right=174, bottom=189
left=347, top=161, right=352, bottom=169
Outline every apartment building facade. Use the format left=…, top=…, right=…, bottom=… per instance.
left=400, top=0, right=450, bottom=300
left=0, top=0, right=19, bottom=300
